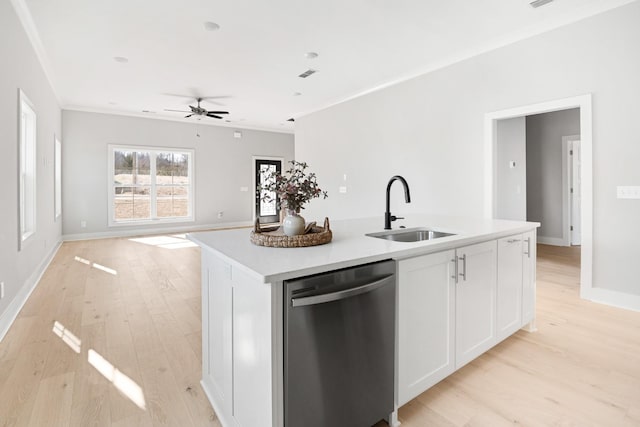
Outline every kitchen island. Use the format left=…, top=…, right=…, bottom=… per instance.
left=188, top=215, right=539, bottom=427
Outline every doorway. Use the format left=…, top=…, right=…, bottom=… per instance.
left=485, top=94, right=593, bottom=300
left=253, top=157, right=283, bottom=224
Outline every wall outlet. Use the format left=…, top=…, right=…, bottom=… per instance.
left=339, top=186, right=347, bottom=194
left=1, top=282, right=4, bottom=299
left=217, top=211, right=224, bottom=219
left=617, top=186, right=640, bottom=199
left=81, top=220, right=87, bottom=228
left=240, top=186, right=249, bottom=192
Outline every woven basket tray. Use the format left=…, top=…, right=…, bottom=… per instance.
left=250, top=217, right=332, bottom=248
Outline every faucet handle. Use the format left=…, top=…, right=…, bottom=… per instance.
left=391, top=215, right=404, bottom=221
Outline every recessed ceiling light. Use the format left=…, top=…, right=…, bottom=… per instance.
left=293, top=92, right=302, bottom=96
left=204, top=21, right=220, bottom=31
left=304, top=52, right=319, bottom=59
left=113, top=56, right=129, bottom=63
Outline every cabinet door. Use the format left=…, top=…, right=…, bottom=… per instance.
left=207, top=253, right=234, bottom=413
left=398, top=250, right=455, bottom=406
left=497, top=235, right=523, bottom=341
left=522, top=231, right=537, bottom=326
left=455, top=240, right=497, bottom=369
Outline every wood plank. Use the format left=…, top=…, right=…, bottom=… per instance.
left=28, top=372, right=75, bottom=427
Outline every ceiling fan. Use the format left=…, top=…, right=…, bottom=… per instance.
left=165, top=98, right=229, bottom=119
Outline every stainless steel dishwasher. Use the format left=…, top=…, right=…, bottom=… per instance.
left=284, top=260, right=395, bottom=427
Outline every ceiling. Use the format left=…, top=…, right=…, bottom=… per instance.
left=16, top=0, right=636, bottom=132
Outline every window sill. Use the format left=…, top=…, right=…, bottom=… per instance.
left=108, top=217, right=195, bottom=228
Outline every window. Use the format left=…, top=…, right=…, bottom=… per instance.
left=19, top=90, right=37, bottom=248
left=108, top=145, right=194, bottom=225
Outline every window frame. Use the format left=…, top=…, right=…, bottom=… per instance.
left=107, top=144, right=195, bottom=227
left=18, top=89, right=37, bottom=249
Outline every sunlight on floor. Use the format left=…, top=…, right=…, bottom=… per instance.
left=88, top=349, right=147, bottom=410
left=129, top=234, right=198, bottom=249
left=74, top=256, right=118, bottom=275
left=52, top=321, right=81, bottom=353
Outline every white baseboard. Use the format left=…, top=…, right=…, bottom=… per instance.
left=0, top=240, right=63, bottom=342
left=537, top=236, right=567, bottom=246
left=62, top=221, right=254, bottom=241
left=584, top=287, right=640, bottom=312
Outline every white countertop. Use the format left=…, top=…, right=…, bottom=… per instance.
left=187, top=215, right=539, bottom=283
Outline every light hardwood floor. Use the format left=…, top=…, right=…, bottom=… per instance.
left=1, top=240, right=639, bottom=426
left=0, top=235, right=218, bottom=427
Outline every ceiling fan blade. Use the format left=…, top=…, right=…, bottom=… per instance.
left=200, top=96, right=231, bottom=107
left=163, top=93, right=194, bottom=99
left=207, top=114, right=223, bottom=119
left=184, top=114, right=193, bottom=118
left=206, top=111, right=229, bottom=115
left=164, top=109, right=191, bottom=113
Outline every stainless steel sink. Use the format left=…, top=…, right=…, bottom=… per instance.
left=366, top=227, right=456, bottom=242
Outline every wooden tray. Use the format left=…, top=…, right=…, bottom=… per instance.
left=250, top=217, right=332, bottom=248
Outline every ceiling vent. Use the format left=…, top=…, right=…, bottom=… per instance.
left=298, top=69, right=318, bottom=78
left=529, top=0, right=554, bottom=8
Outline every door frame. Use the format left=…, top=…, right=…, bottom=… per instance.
left=484, top=94, right=593, bottom=300
left=562, top=135, right=581, bottom=246
left=252, top=156, right=284, bottom=223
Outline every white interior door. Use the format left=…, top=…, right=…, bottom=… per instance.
left=571, top=140, right=582, bottom=245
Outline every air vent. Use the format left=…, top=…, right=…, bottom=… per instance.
left=298, top=69, right=318, bottom=78
left=530, top=0, right=553, bottom=8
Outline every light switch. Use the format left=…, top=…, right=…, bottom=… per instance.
left=240, top=186, right=249, bottom=192
left=617, top=186, right=640, bottom=199
left=339, top=186, right=347, bottom=194
left=509, top=161, right=516, bottom=169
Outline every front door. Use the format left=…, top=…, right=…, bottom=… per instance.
left=255, top=158, right=282, bottom=224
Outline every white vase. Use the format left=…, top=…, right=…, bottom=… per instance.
left=282, top=209, right=305, bottom=236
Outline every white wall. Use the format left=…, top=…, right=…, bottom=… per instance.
left=0, top=0, right=62, bottom=338
left=526, top=109, right=580, bottom=242
left=496, top=117, right=526, bottom=221
left=61, top=111, right=294, bottom=238
left=296, top=2, right=640, bottom=298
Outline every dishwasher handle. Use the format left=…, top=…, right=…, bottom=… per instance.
left=291, top=274, right=394, bottom=308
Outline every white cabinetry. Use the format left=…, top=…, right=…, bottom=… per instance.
left=497, top=236, right=523, bottom=341
left=397, top=233, right=537, bottom=405
left=522, top=231, right=537, bottom=328
left=201, top=248, right=275, bottom=427
left=397, top=250, right=455, bottom=406
left=203, top=249, right=233, bottom=416
left=454, top=240, right=497, bottom=369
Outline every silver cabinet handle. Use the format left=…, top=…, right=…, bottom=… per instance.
left=524, top=237, right=531, bottom=258
left=451, top=258, right=458, bottom=282
left=291, top=275, right=393, bottom=307
left=458, top=254, right=467, bottom=281
left=507, top=238, right=520, bottom=244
